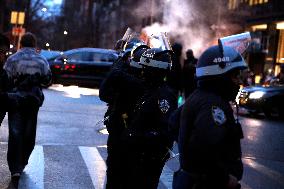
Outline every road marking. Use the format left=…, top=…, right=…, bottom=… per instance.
left=243, top=157, right=284, bottom=186
left=19, top=145, right=44, bottom=189
left=79, top=146, right=106, bottom=189
left=239, top=181, right=253, bottom=189
left=160, top=165, right=174, bottom=189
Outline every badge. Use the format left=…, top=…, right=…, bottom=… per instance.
left=158, top=99, right=170, bottom=114
left=212, top=106, right=226, bottom=125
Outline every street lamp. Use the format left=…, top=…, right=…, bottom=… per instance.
left=41, top=7, right=47, bottom=12
left=46, top=42, right=50, bottom=49
left=63, top=30, right=68, bottom=50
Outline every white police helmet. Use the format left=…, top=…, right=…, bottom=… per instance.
left=196, top=45, right=247, bottom=80
left=139, top=48, right=173, bottom=70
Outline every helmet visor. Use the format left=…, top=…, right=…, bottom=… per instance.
left=218, top=32, right=251, bottom=55
left=141, top=31, right=172, bottom=51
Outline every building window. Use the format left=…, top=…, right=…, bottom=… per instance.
left=228, top=0, right=238, bottom=9
left=249, top=0, right=268, bottom=5
left=277, top=30, right=284, bottom=64
left=251, top=24, right=267, bottom=31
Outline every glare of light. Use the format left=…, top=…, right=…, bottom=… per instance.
left=268, top=68, right=272, bottom=73
left=276, top=22, right=284, bottom=29
left=251, top=24, right=267, bottom=31
left=45, top=43, right=50, bottom=47
left=41, top=7, right=47, bottom=12
left=10, top=44, right=13, bottom=49
left=48, top=85, right=99, bottom=98
left=255, top=75, right=261, bottom=84
left=98, top=128, right=109, bottom=135
left=249, top=91, right=265, bottom=99
left=54, top=0, right=62, bottom=4
left=63, top=30, right=68, bottom=35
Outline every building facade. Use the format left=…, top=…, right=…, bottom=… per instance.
left=228, top=0, right=284, bottom=77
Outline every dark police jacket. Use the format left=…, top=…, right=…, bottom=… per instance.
left=178, top=88, right=243, bottom=187
left=99, top=57, right=145, bottom=141
left=123, top=83, right=177, bottom=152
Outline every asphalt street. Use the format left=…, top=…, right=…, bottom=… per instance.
left=0, top=84, right=283, bottom=189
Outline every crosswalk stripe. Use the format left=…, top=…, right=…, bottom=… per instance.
left=79, top=146, right=107, bottom=189
left=19, top=145, right=44, bottom=189
left=243, top=157, right=284, bottom=186
left=239, top=181, right=253, bottom=189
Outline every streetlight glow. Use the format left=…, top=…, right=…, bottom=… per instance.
left=64, top=30, right=68, bottom=35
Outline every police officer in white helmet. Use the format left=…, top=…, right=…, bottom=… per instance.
left=174, top=44, right=247, bottom=189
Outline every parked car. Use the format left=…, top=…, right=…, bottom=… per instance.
left=40, top=50, right=62, bottom=87
left=238, top=84, right=284, bottom=118
left=51, top=48, right=118, bottom=87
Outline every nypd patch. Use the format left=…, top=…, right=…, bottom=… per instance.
left=158, top=99, right=170, bottom=114
left=212, top=106, right=226, bottom=125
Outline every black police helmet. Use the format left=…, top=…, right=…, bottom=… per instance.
left=196, top=45, right=247, bottom=80
left=130, top=45, right=150, bottom=68
left=139, top=48, right=173, bottom=70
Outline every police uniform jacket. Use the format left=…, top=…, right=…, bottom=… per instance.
left=178, top=88, right=243, bottom=186
left=124, top=83, right=177, bottom=152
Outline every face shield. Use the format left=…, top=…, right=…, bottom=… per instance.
left=140, top=30, right=172, bottom=51
left=122, top=28, right=145, bottom=53
left=218, top=32, right=251, bottom=55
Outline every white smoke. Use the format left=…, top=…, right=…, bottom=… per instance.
left=132, top=0, right=242, bottom=58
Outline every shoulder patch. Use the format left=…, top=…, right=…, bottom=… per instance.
left=211, top=106, right=226, bottom=125
left=158, top=99, right=170, bottom=114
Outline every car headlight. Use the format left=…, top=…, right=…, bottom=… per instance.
left=248, top=91, right=266, bottom=99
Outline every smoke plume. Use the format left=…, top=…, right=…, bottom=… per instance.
left=132, top=0, right=243, bottom=58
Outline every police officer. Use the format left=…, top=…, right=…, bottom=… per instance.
left=174, top=45, right=247, bottom=189
left=122, top=48, right=177, bottom=189
left=99, top=41, right=149, bottom=188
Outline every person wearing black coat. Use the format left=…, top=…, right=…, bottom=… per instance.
left=99, top=43, right=148, bottom=189
left=174, top=45, right=247, bottom=189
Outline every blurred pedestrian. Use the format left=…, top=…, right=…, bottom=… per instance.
left=182, top=49, right=197, bottom=99
left=4, top=32, right=51, bottom=185
left=167, top=42, right=183, bottom=97
left=173, top=45, right=246, bottom=189
left=122, top=48, right=177, bottom=189
left=0, top=33, right=11, bottom=125
left=247, top=71, right=255, bottom=86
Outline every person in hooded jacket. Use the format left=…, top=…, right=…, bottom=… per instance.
left=4, top=32, right=51, bottom=185
left=173, top=45, right=246, bottom=189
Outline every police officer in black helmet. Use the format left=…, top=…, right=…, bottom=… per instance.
left=122, top=48, right=177, bottom=189
left=173, top=45, right=247, bottom=189
left=99, top=39, right=149, bottom=188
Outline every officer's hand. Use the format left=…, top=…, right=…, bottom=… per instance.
left=226, top=174, right=240, bottom=189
